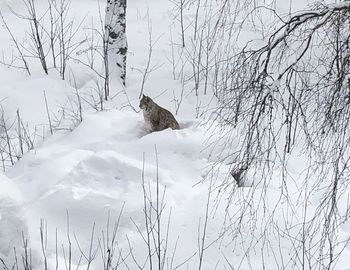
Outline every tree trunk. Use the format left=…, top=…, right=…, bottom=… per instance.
left=105, top=0, right=127, bottom=86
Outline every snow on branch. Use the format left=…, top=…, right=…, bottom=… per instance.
left=214, top=0, right=350, bottom=176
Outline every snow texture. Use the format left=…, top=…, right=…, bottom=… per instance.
left=0, top=0, right=350, bottom=269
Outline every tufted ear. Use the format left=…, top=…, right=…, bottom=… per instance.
left=142, top=94, right=145, bottom=98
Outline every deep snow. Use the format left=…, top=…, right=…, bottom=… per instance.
left=1, top=0, right=350, bottom=269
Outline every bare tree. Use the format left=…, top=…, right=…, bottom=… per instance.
left=209, top=1, right=350, bottom=269
left=0, top=11, right=31, bottom=75
left=9, top=0, right=49, bottom=74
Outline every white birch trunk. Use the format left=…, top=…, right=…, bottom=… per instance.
left=105, top=0, right=127, bottom=86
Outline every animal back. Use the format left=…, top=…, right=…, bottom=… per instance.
left=158, top=106, right=180, bottom=130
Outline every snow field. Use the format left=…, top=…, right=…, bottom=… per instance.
left=1, top=0, right=350, bottom=269
left=3, top=107, right=222, bottom=269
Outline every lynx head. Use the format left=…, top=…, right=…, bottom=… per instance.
left=139, top=94, right=154, bottom=111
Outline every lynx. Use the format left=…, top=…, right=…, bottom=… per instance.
left=139, top=95, right=180, bottom=132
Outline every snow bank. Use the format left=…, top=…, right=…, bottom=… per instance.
left=4, top=108, right=222, bottom=269
left=0, top=173, right=26, bottom=261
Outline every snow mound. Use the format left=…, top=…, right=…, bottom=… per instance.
left=0, top=173, right=26, bottom=260
left=4, top=109, right=216, bottom=268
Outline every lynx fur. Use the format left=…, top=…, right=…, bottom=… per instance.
left=139, top=95, right=180, bottom=132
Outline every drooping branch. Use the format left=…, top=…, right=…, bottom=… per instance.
left=215, top=2, right=350, bottom=167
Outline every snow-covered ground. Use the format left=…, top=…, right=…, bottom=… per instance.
left=3, top=108, right=222, bottom=268
left=1, top=0, right=350, bottom=269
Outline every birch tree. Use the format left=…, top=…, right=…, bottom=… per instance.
left=105, top=0, right=128, bottom=87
